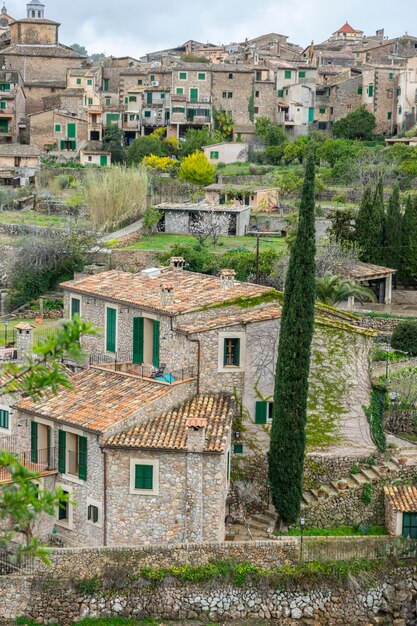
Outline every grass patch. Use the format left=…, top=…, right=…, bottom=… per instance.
left=0, top=318, right=62, bottom=347
left=363, top=311, right=417, bottom=321
left=121, top=233, right=287, bottom=253
left=0, top=210, right=81, bottom=228
left=75, top=620, right=158, bottom=626
left=276, top=525, right=387, bottom=537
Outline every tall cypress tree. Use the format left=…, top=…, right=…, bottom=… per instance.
left=400, top=196, right=417, bottom=286
left=355, top=181, right=384, bottom=264
left=383, top=185, right=402, bottom=281
left=268, top=150, right=316, bottom=526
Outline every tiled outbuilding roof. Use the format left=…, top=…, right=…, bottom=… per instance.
left=61, top=269, right=272, bottom=315
left=17, top=368, right=173, bottom=433
left=0, top=144, right=41, bottom=157
left=104, top=394, right=232, bottom=453
left=334, top=22, right=362, bottom=35
left=384, top=485, right=417, bottom=512
left=176, top=304, right=282, bottom=334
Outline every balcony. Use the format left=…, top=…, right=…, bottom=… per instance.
left=0, top=447, right=57, bottom=484
left=85, top=104, right=102, bottom=113
left=89, top=353, right=195, bottom=385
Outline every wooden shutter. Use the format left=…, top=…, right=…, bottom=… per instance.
left=78, top=435, right=87, bottom=480
left=223, top=339, right=228, bottom=366
left=47, top=426, right=52, bottom=467
left=67, top=123, right=76, bottom=138
left=30, top=421, right=38, bottom=463
left=135, top=464, right=153, bottom=490
left=100, top=155, right=108, bottom=166
left=93, top=506, right=98, bottom=523
left=190, top=88, right=198, bottom=102
left=58, top=430, right=66, bottom=474
left=106, top=307, right=116, bottom=353
left=233, top=339, right=241, bottom=366
left=153, top=320, right=160, bottom=368
left=255, top=401, right=268, bottom=424
left=0, top=409, right=8, bottom=429
left=71, top=297, right=80, bottom=318
left=132, top=317, right=144, bottom=364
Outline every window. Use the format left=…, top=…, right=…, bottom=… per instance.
left=228, top=73, right=233, bottom=79
left=172, top=106, right=185, bottom=113
left=88, top=505, right=98, bottom=523
left=190, top=88, right=198, bottom=103
left=0, top=101, right=5, bottom=110
left=356, top=52, right=360, bottom=58
left=284, top=70, right=292, bottom=79
left=138, top=79, right=143, bottom=85
left=223, top=338, right=240, bottom=367
left=160, top=93, right=165, bottom=99
left=58, top=489, right=70, bottom=522
left=254, top=106, right=259, bottom=114
left=277, top=89, right=284, bottom=97
left=105, top=97, right=111, bottom=106
left=210, top=151, right=219, bottom=159
left=124, top=97, right=128, bottom=104
left=144, top=110, right=151, bottom=118
left=106, top=306, right=117, bottom=353
left=255, top=401, right=274, bottom=424
left=389, top=72, right=394, bottom=80
left=233, top=443, right=243, bottom=454
left=403, top=512, right=417, bottom=538
left=130, top=459, right=159, bottom=495
left=58, top=430, right=87, bottom=480
left=222, top=92, right=233, bottom=98
left=227, top=451, right=230, bottom=480
left=150, top=74, right=155, bottom=82
left=255, top=90, right=259, bottom=97
left=357, top=87, right=363, bottom=95
left=299, top=71, right=306, bottom=78
left=103, top=79, right=109, bottom=91
left=319, top=108, right=326, bottom=114
left=76, top=78, right=81, bottom=85
left=88, top=98, right=93, bottom=105
left=179, top=72, right=187, bottom=80
left=176, top=87, right=184, bottom=95
left=0, top=83, right=10, bottom=91
left=388, top=112, right=392, bottom=120
left=0, top=409, right=9, bottom=430
left=399, top=106, right=403, bottom=114
left=129, top=95, right=137, bottom=102
left=397, top=87, right=402, bottom=96
left=55, top=123, right=61, bottom=132
left=368, top=84, right=374, bottom=97
left=198, top=73, right=206, bottom=80
left=87, top=79, right=92, bottom=86
left=70, top=297, right=81, bottom=318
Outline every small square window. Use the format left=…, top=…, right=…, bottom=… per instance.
left=144, top=111, right=151, bottom=118
left=176, top=87, right=184, bottom=95
left=357, top=87, right=363, bottom=95
left=179, top=72, right=187, bottom=80
left=299, top=71, right=306, bottom=78
left=210, top=151, right=219, bottom=159
left=55, top=124, right=61, bottom=132
left=87, top=505, right=99, bottom=523
left=254, top=106, right=259, bottom=113
left=76, top=78, right=81, bottom=85
left=105, top=98, right=111, bottom=105
left=130, top=459, right=159, bottom=495
left=138, top=79, right=143, bottom=85
left=277, top=89, right=284, bottom=97
left=228, top=73, right=233, bottom=79
left=319, top=108, right=326, bottom=114
left=284, top=70, right=292, bottom=79
left=234, top=443, right=243, bottom=454
left=87, top=79, right=92, bottom=86
left=223, top=338, right=240, bottom=367
left=198, top=73, right=206, bottom=80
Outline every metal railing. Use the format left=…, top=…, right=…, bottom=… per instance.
left=0, top=448, right=56, bottom=482
left=0, top=550, right=35, bottom=576
left=0, top=347, right=17, bottom=362
left=88, top=352, right=195, bottom=384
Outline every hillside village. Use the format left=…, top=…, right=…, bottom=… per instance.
left=3, top=2, right=417, bottom=625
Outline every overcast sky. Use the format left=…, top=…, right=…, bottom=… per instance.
left=7, top=0, right=414, bottom=58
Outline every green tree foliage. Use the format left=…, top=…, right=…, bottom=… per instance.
left=316, top=273, right=376, bottom=307
left=220, top=248, right=280, bottom=282
left=327, top=208, right=357, bottom=247
left=282, top=143, right=304, bottom=165
left=255, top=117, right=287, bottom=146
left=391, top=320, right=417, bottom=356
left=213, top=109, right=234, bottom=141
left=103, top=125, right=126, bottom=164
left=382, top=185, right=403, bottom=273
left=372, top=177, right=385, bottom=264
left=269, top=151, right=316, bottom=526
left=178, top=152, right=215, bottom=186
left=355, top=184, right=383, bottom=263
left=158, top=243, right=219, bottom=274
left=6, top=230, right=95, bottom=312
left=180, top=127, right=213, bottom=157
left=333, top=107, right=376, bottom=140
left=127, top=136, right=169, bottom=165
left=316, top=139, right=361, bottom=168
left=142, top=206, right=162, bottom=234
left=70, top=43, right=88, bottom=56
left=400, top=195, right=417, bottom=285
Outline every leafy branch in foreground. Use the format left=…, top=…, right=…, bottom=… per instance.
left=0, top=316, right=96, bottom=400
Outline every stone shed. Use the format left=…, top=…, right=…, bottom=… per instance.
left=155, top=202, right=251, bottom=237
left=204, top=183, right=279, bottom=212
left=384, top=485, right=417, bottom=537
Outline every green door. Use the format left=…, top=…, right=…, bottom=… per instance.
left=147, top=91, right=153, bottom=104
left=190, top=88, right=198, bottom=103
left=100, top=155, right=108, bottom=166
left=308, top=107, right=314, bottom=123
left=30, top=421, right=38, bottom=463
left=132, top=317, right=144, bottom=364
left=0, top=118, right=8, bottom=133
left=67, top=123, right=76, bottom=138
left=402, top=513, right=417, bottom=538
left=71, top=297, right=80, bottom=318
left=106, top=307, right=117, bottom=353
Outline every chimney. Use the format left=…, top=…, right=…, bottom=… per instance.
left=219, top=269, right=236, bottom=290
left=186, top=417, right=207, bottom=452
left=160, top=282, right=174, bottom=306
left=15, top=322, right=35, bottom=361
left=170, top=256, right=185, bottom=270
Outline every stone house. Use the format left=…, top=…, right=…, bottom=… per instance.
left=202, top=142, right=248, bottom=164
left=0, top=70, right=26, bottom=144
left=79, top=142, right=111, bottom=167
left=0, top=143, right=40, bottom=186
left=275, top=62, right=316, bottom=135
left=154, top=202, right=251, bottom=236
left=204, top=183, right=279, bottom=212
left=384, top=486, right=417, bottom=537
left=29, top=109, right=88, bottom=153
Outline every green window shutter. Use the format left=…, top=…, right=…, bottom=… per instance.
left=58, top=430, right=66, bottom=474
left=55, top=123, right=61, bottom=132
left=78, top=435, right=87, bottom=480
left=210, top=151, right=219, bottom=159
left=138, top=79, right=143, bottom=85
left=31, top=421, right=38, bottom=463
left=388, top=112, right=392, bottom=120
left=150, top=74, right=155, bottom=81
left=105, top=98, right=111, bottom=105
left=319, top=108, right=326, bottom=114
left=299, top=71, right=306, bottom=78
left=103, top=79, right=109, bottom=90
left=223, top=339, right=228, bottom=366
left=277, top=89, right=284, bottom=97
left=255, top=401, right=268, bottom=424
left=368, top=85, right=374, bottom=97
left=399, top=106, right=402, bottom=114
left=233, top=338, right=240, bottom=366
left=132, top=317, right=144, bottom=364
left=397, top=87, right=401, bottom=96
left=93, top=506, right=98, bottom=523
left=179, top=72, right=187, bottom=79
left=147, top=91, right=153, bottom=104
left=144, top=111, right=151, bottom=118
left=234, top=443, right=243, bottom=454
left=284, top=70, right=292, bottom=79
left=0, top=409, right=9, bottom=429
left=88, top=98, right=93, bottom=105
left=153, top=320, right=160, bottom=368
left=0, top=101, right=5, bottom=109
left=106, top=307, right=117, bottom=353
left=67, top=123, right=76, bottom=138
left=227, top=451, right=230, bottom=479
left=76, top=78, right=81, bottom=85
left=124, top=97, right=128, bottom=104
left=87, top=79, right=92, bottom=85
left=198, top=73, right=206, bottom=80
left=176, top=87, right=184, bottom=95
left=100, top=155, right=108, bottom=166
left=389, top=72, right=394, bottom=80
left=357, top=87, right=363, bottom=95
left=71, top=297, right=80, bottom=318
left=190, top=88, right=198, bottom=102
left=135, top=464, right=153, bottom=489
left=47, top=426, right=52, bottom=467
left=0, top=118, right=8, bottom=132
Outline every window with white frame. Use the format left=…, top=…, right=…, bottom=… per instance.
left=129, top=458, right=159, bottom=495
left=86, top=497, right=102, bottom=527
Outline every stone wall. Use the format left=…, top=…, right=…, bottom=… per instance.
left=1, top=545, right=417, bottom=624
left=358, top=315, right=402, bottom=334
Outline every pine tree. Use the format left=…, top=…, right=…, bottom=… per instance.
left=268, top=150, right=316, bottom=527
left=383, top=185, right=402, bottom=280
left=355, top=181, right=384, bottom=264
left=400, top=196, right=417, bottom=286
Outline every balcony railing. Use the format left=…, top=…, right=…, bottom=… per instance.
left=89, top=352, right=195, bottom=384
left=0, top=447, right=56, bottom=483
left=0, top=347, right=17, bottom=362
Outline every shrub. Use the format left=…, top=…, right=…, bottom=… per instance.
left=84, top=165, right=148, bottom=230
left=391, top=320, right=417, bottom=356
left=142, top=155, right=178, bottom=173
left=362, top=483, right=373, bottom=505
left=56, top=174, right=72, bottom=189
left=127, top=136, right=169, bottom=164
left=178, top=152, right=215, bottom=186
left=142, top=206, right=162, bottom=234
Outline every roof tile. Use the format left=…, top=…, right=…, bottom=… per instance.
left=384, top=485, right=417, bottom=512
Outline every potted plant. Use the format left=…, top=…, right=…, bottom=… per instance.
left=337, top=479, right=349, bottom=491
left=398, top=457, right=407, bottom=466
left=317, top=486, right=328, bottom=498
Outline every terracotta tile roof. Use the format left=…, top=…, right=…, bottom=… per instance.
left=341, top=261, right=396, bottom=280
left=334, top=22, right=362, bottom=34
left=104, top=394, right=232, bottom=453
left=61, top=269, right=272, bottom=315
left=0, top=144, right=41, bottom=157
left=16, top=368, right=173, bottom=433
left=384, top=486, right=417, bottom=512
left=176, top=304, right=282, bottom=334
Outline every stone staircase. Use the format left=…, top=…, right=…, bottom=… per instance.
left=249, top=455, right=417, bottom=537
